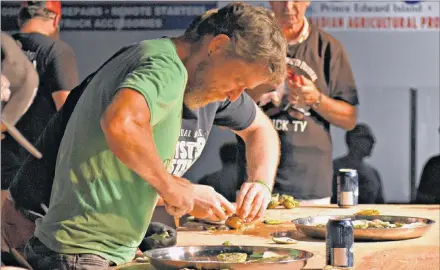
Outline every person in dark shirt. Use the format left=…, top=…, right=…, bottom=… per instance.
left=199, top=143, right=240, bottom=202
left=238, top=1, right=359, bottom=205
left=416, top=127, right=440, bottom=204
left=331, top=123, right=385, bottom=204
left=1, top=0, right=78, bottom=190
left=416, top=155, right=440, bottom=204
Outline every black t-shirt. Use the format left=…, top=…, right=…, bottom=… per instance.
left=238, top=24, right=359, bottom=200
left=9, top=45, right=256, bottom=214
left=1, top=33, right=78, bottom=189
left=169, top=97, right=256, bottom=178
left=331, top=157, right=384, bottom=204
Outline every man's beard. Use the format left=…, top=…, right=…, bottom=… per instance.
left=184, top=60, right=222, bottom=110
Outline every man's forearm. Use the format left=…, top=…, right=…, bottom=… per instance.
left=236, top=108, right=280, bottom=189
left=314, top=94, right=357, bottom=130
left=245, top=129, right=279, bottom=189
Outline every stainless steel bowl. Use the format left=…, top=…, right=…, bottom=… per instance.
left=144, top=245, right=313, bottom=270
left=292, top=215, right=435, bottom=241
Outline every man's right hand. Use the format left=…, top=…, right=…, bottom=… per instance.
left=189, top=184, right=235, bottom=222
left=161, top=175, right=195, bottom=218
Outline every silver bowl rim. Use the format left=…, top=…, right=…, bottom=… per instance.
left=292, top=214, right=436, bottom=230
left=144, top=245, right=314, bottom=265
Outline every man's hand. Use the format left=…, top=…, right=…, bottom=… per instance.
left=287, top=75, right=321, bottom=106
left=139, top=222, right=177, bottom=252
left=188, top=184, right=235, bottom=222
left=161, top=175, right=195, bottom=218
left=236, top=181, right=271, bottom=223
left=286, top=74, right=357, bottom=130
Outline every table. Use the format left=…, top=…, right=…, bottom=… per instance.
left=118, top=204, right=440, bottom=270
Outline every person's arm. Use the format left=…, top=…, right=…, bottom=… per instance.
left=233, top=105, right=279, bottom=221
left=233, top=104, right=279, bottom=190
left=312, top=94, right=357, bottom=130
left=214, top=93, right=279, bottom=188
left=101, top=89, right=175, bottom=193
left=102, top=51, right=194, bottom=217
left=289, top=45, right=358, bottom=130
left=213, top=93, right=279, bottom=221
left=319, top=46, right=358, bottom=130
left=47, top=41, right=79, bottom=110
left=101, top=89, right=194, bottom=216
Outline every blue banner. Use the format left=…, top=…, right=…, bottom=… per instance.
left=1, top=1, right=218, bottom=31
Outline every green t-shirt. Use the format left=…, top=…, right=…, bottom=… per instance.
left=34, top=38, right=187, bottom=265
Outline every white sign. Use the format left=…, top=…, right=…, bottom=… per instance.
left=307, top=1, right=439, bottom=31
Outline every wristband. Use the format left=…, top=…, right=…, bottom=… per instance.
left=254, top=180, right=272, bottom=194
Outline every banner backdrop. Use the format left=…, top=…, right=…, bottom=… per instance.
left=1, top=1, right=217, bottom=31
left=306, top=1, right=439, bottom=31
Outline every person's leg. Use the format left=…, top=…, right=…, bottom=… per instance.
left=25, top=237, right=112, bottom=270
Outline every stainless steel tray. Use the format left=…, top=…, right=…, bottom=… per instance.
left=144, top=245, right=313, bottom=270
left=292, top=215, right=435, bottom=241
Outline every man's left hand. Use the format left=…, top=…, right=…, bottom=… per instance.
left=236, top=181, right=271, bottom=223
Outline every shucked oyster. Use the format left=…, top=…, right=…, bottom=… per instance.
left=279, top=194, right=293, bottom=205
left=217, top=253, right=248, bottom=263
left=225, top=215, right=244, bottom=229
left=283, top=197, right=300, bottom=209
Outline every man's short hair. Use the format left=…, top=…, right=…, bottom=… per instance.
left=184, top=2, right=287, bottom=86
left=18, top=1, right=62, bottom=26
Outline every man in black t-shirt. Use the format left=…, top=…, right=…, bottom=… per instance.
left=239, top=1, right=359, bottom=204
left=1, top=0, right=78, bottom=190
left=332, top=124, right=385, bottom=204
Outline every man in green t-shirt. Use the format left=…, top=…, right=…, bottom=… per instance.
left=24, top=3, right=287, bottom=269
